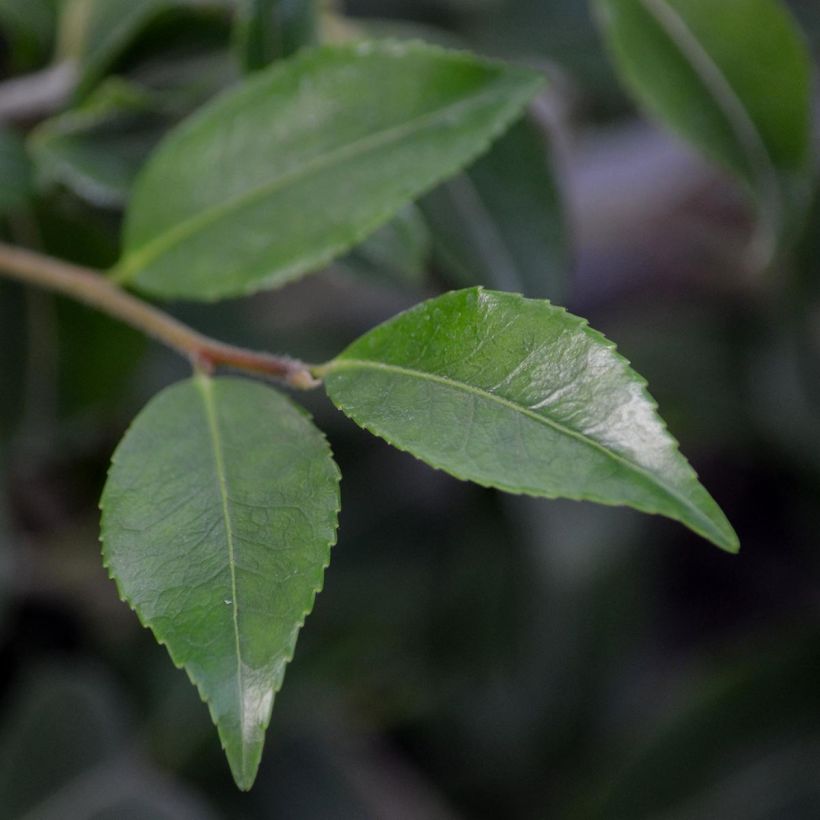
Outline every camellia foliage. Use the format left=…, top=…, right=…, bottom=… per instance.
left=0, top=0, right=813, bottom=793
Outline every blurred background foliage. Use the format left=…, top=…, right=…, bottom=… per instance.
left=1, top=0, right=819, bottom=817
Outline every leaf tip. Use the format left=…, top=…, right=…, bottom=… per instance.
left=717, top=530, right=741, bottom=556
left=229, top=750, right=262, bottom=792
left=699, top=512, right=740, bottom=555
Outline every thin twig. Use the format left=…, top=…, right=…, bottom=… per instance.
left=0, top=242, right=319, bottom=389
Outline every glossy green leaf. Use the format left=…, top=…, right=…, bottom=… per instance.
left=100, top=375, right=341, bottom=789
left=337, top=204, right=431, bottom=288
left=0, top=128, right=33, bottom=216
left=113, top=40, right=544, bottom=300
left=595, top=0, right=813, bottom=255
left=422, top=116, right=567, bottom=301
left=321, top=288, right=737, bottom=552
left=233, top=0, right=317, bottom=72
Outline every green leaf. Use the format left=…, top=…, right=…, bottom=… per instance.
left=0, top=666, right=219, bottom=819
left=29, top=54, right=236, bottom=208
left=56, top=298, right=145, bottom=416
left=0, top=128, right=33, bottom=216
left=594, top=0, right=813, bottom=256
left=100, top=375, right=341, bottom=789
left=233, top=0, right=318, bottom=72
left=422, top=115, right=567, bottom=301
left=29, top=78, right=164, bottom=208
left=112, top=40, right=544, bottom=301
left=58, top=0, right=229, bottom=101
left=0, top=0, right=57, bottom=70
left=582, top=631, right=820, bottom=819
left=337, top=204, right=432, bottom=289
left=0, top=282, right=26, bottom=438
left=320, top=288, right=737, bottom=552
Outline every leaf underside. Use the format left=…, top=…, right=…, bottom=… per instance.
left=323, top=288, right=738, bottom=552
left=114, top=40, right=544, bottom=300
left=100, top=376, right=341, bottom=789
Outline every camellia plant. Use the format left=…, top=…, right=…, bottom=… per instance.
left=0, top=0, right=812, bottom=793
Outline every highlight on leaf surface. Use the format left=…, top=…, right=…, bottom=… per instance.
left=594, top=0, right=813, bottom=257
left=113, top=40, right=544, bottom=300
left=100, top=376, right=341, bottom=790
left=319, top=288, right=738, bottom=553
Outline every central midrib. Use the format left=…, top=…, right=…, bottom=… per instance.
left=328, top=357, right=719, bottom=537
left=639, top=0, right=782, bottom=222
left=114, top=76, right=536, bottom=282
left=197, top=376, right=246, bottom=776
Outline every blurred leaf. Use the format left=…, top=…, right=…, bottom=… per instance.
left=0, top=666, right=126, bottom=818
left=422, top=115, right=568, bottom=300
left=464, top=0, right=622, bottom=108
left=337, top=204, right=432, bottom=289
left=29, top=43, right=238, bottom=208
left=29, top=78, right=165, bottom=208
left=0, top=0, right=57, bottom=71
left=233, top=0, right=318, bottom=71
left=0, top=280, right=26, bottom=438
left=595, top=0, right=813, bottom=256
left=583, top=631, right=820, bottom=820
left=127, top=46, right=237, bottom=110
left=101, top=376, right=341, bottom=789
left=36, top=190, right=122, bottom=268
left=0, top=665, right=219, bottom=819
left=113, top=41, right=543, bottom=300
left=0, top=495, right=13, bottom=635
left=321, top=287, right=738, bottom=552
left=56, top=298, right=145, bottom=417
left=0, top=127, right=33, bottom=217
left=58, top=0, right=230, bottom=100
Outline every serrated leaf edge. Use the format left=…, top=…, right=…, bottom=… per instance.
left=112, top=39, right=544, bottom=301
left=98, top=376, right=342, bottom=790
left=322, top=287, right=738, bottom=553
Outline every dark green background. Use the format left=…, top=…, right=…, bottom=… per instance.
left=1, top=1, right=819, bottom=817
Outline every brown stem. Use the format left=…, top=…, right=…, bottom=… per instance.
left=0, top=242, right=319, bottom=390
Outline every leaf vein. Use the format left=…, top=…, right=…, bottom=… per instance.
left=195, top=374, right=247, bottom=780
left=330, top=357, right=713, bottom=531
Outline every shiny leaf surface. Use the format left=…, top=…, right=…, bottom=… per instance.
left=101, top=376, right=341, bottom=789
left=322, top=288, right=737, bottom=552
left=113, top=41, right=543, bottom=300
